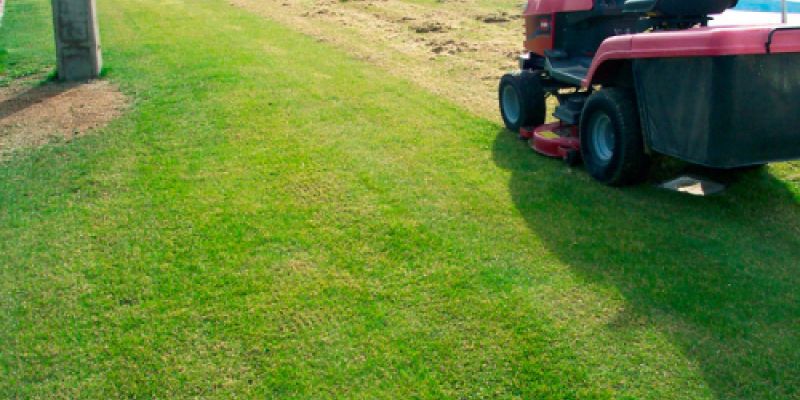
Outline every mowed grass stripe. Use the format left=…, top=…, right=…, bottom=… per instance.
left=0, top=1, right=612, bottom=398
left=1, top=0, right=799, bottom=399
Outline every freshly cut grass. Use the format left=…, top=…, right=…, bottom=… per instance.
left=1, top=0, right=800, bottom=399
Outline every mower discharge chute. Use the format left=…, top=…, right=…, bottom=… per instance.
left=499, top=0, right=800, bottom=186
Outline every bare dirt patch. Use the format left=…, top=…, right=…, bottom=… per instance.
left=411, top=21, right=449, bottom=33
left=475, top=12, right=518, bottom=24
left=0, top=77, right=127, bottom=160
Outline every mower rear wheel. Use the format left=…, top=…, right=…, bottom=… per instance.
left=580, top=88, right=649, bottom=186
left=499, top=71, right=546, bottom=133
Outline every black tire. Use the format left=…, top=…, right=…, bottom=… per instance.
left=580, top=88, right=649, bottom=186
left=499, top=71, right=546, bottom=133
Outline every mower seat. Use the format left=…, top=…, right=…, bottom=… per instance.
left=623, top=0, right=737, bottom=16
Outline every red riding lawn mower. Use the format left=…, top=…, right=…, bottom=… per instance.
left=499, top=0, right=800, bottom=186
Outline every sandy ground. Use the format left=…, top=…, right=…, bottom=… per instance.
left=229, top=0, right=524, bottom=120
left=0, top=77, right=128, bottom=160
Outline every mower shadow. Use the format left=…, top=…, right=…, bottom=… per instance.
left=491, top=128, right=800, bottom=399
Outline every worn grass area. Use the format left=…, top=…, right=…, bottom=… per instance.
left=2, top=0, right=800, bottom=399
left=229, top=0, right=526, bottom=118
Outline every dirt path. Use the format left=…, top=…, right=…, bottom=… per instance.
left=229, top=0, right=524, bottom=120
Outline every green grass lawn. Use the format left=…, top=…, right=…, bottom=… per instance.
left=0, top=0, right=54, bottom=83
left=2, top=0, right=800, bottom=398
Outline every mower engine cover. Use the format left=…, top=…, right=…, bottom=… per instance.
left=622, top=0, right=738, bottom=16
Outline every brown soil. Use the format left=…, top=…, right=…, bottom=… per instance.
left=476, top=12, right=519, bottom=24
left=0, top=77, right=128, bottom=160
left=228, top=0, right=524, bottom=120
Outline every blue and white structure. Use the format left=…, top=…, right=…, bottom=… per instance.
left=712, top=0, right=800, bottom=25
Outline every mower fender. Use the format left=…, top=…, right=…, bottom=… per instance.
left=583, top=25, right=800, bottom=87
left=584, top=59, right=634, bottom=89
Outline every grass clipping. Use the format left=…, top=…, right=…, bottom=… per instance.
left=0, top=77, right=127, bottom=161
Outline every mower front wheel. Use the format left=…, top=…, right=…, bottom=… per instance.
left=580, top=88, right=649, bottom=186
left=499, top=71, right=546, bottom=133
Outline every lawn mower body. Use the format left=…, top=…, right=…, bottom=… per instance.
left=500, top=0, right=800, bottom=185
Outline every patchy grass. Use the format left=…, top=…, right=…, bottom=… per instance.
left=1, top=0, right=800, bottom=399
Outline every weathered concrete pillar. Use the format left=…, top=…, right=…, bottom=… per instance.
left=51, top=0, right=102, bottom=81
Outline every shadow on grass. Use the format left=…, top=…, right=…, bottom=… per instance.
left=0, top=80, right=75, bottom=121
left=492, top=129, right=800, bottom=399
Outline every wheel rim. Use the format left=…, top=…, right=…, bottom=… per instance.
left=502, top=84, right=521, bottom=125
left=588, top=112, right=615, bottom=164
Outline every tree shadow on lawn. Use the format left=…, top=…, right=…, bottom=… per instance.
left=492, top=129, right=800, bottom=399
left=0, top=80, right=75, bottom=121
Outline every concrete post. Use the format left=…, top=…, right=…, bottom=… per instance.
left=51, top=0, right=102, bottom=81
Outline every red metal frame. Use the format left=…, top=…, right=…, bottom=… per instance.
left=525, top=14, right=556, bottom=55
left=520, top=122, right=580, bottom=160
left=523, top=0, right=588, bottom=54
left=584, top=25, right=800, bottom=87
left=524, top=0, right=593, bottom=15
